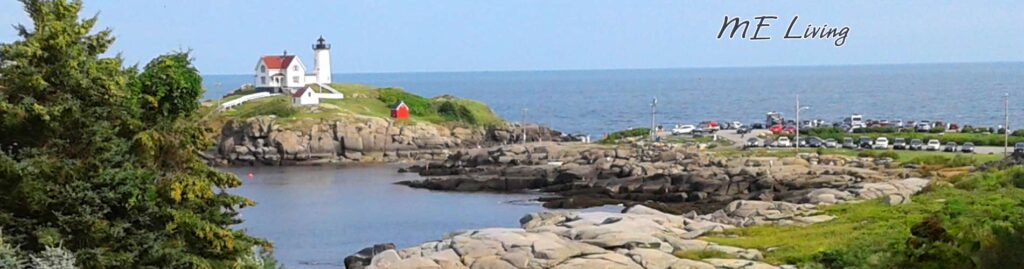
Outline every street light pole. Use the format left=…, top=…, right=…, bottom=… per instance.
left=1005, top=93, right=1010, bottom=156
left=522, top=108, right=528, bottom=145
left=795, top=95, right=810, bottom=154
left=651, top=97, right=658, bottom=141
left=796, top=95, right=801, bottom=152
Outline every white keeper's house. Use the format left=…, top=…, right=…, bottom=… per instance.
left=253, top=36, right=333, bottom=93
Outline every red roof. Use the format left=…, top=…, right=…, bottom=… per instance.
left=261, top=55, right=295, bottom=69
left=292, top=87, right=310, bottom=97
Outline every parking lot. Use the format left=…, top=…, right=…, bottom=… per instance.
left=712, top=129, right=1014, bottom=155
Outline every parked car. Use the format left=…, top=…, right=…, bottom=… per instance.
left=892, top=138, right=907, bottom=150
left=700, top=121, right=721, bottom=132
left=1016, top=142, right=1024, bottom=154
left=916, top=121, right=932, bottom=132
left=731, top=121, right=744, bottom=129
left=925, top=139, right=942, bottom=151
left=744, top=138, right=760, bottom=149
left=872, top=137, right=889, bottom=149
left=842, top=137, right=856, bottom=149
left=776, top=136, right=792, bottom=147
left=960, top=142, right=975, bottom=153
left=736, top=126, right=751, bottom=134
left=909, top=139, right=925, bottom=150
left=769, top=124, right=784, bottom=134
left=806, top=137, right=824, bottom=148
left=943, top=142, right=958, bottom=152
left=751, top=123, right=765, bottom=129
left=671, top=124, right=695, bottom=135
left=858, top=137, right=873, bottom=149
left=824, top=138, right=838, bottom=148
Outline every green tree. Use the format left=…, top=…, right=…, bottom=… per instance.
left=133, top=52, right=204, bottom=123
left=0, top=0, right=268, bottom=268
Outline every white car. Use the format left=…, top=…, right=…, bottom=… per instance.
left=872, top=137, right=889, bottom=149
left=925, top=139, right=941, bottom=151
left=731, top=121, right=744, bottom=129
left=672, top=125, right=695, bottom=135
left=775, top=137, right=792, bottom=147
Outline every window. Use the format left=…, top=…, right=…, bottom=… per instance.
left=293, top=65, right=299, bottom=71
left=292, top=76, right=299, bottom=83
left=260, top=65, right=266, bottom=72
left=260, top=76, right=266, bottom=84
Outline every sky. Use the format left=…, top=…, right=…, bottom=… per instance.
left=1, top=1, right=1022, bottom=75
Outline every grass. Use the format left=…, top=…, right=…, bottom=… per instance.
left=719, top=148, right=1002, bottom=167
left=598, top=128, right=650, bottom=144
left=673, top=249, right=735, bottom=260
left=803, top=129, right=1024, bottom=147
left=208, top=83, right=504, bottom=128
left=702, top=166, right=1024, bottom=268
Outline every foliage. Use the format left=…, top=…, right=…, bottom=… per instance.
left=223, top=97, right=298, bottom=119
left=132, top=52, right=203, bottom=123
left=704, top=166, right=1024, bottom=268
left=377, top=88, right=435, bottom=117
left=805, top=129, right=1024, bottom=147
left=856, top=150, right=900, bottom=159
left=905, top=154, right=981, bottom=167
left=436, top=100, right=477, bottom=124
left=0, top=231, right=26, bottom=269
left=598, top=128, right=651, bottom=144
left=673, top=249, right=734, bottom=260
left=29, top=245, right=77, bottom=269
left=0, top=0, right=267, bottom=267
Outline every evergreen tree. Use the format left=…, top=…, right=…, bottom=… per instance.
left=0, top=0, right=269, bottom=268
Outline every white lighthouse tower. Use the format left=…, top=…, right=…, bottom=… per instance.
left=312, top=36, right=332, bottom=84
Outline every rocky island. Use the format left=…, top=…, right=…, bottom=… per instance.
left=204, top=84, right=576, bottom=165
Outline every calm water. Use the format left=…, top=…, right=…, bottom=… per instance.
left=223, top=165, right=619, bottom=268
left=204, top=63, right=1024, bottom=136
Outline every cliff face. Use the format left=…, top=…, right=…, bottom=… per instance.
left=212, top=115, right=575, bottom=165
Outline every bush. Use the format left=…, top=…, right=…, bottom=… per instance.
left=377, top=88, right=436, bottom=117
left=436, top=101, right=478, bottom=125
left=907, top=154, right=979, bottom=167
left=856, top=150, right=899, bottom=159
left=599, top=128, right=650, bottom=144
left=929, top=127, right=946, bottom=133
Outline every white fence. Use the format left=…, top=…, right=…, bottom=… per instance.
left=219, top=92, right=277, bottom=111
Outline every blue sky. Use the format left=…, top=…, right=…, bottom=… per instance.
left=1, top=1, right=1021, bottom=74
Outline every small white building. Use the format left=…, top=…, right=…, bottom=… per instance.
left=291, top=86, right=319, bottom=105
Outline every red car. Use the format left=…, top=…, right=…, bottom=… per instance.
left=770, top=124, right=784, bottom=134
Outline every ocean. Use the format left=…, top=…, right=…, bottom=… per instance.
left=203, top=62, right=1024, bottom=139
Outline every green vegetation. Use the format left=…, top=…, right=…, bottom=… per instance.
left=673, top=249, right=734, bottom=260
left=721, top=148, right=1002, bottom=167
left=598, top=128, right=651, bottom=144
left=704, top=166, right=1024, bottom=268
left=0, top=0, right=274, bottom=267
left=211, top=83, right=504, bottom=128
left=803, top=128, right=1024, bottom=146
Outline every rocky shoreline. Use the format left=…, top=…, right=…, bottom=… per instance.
left=340, top=141, right=936, bottom=269
left=396, top=142, right=925, bottom=214
left=209, top=115, right=576, bottom=166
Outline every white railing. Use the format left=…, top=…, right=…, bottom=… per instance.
left=219, top=92, right=277, bottom=110
left=317, top=83, right=342, bottom=94
left=318, top=93, right=345, bottom=99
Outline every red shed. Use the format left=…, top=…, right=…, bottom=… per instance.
left=391, top=101, right=410, bottom=119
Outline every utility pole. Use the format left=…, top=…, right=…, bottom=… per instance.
left=795, top=95, right=801, bottom=152
left=522, top=108, right=528, bottom=144
left=795, top=95, right=810, bottom=153
left=1005, top=93, right=1010, bottom=156
left=651, top=97, right=658, bottom=141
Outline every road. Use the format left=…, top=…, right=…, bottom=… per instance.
left=709, top=129, right=1014, bottom=156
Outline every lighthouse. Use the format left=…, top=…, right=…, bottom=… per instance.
left=312, top=36, right=332, bottom=84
